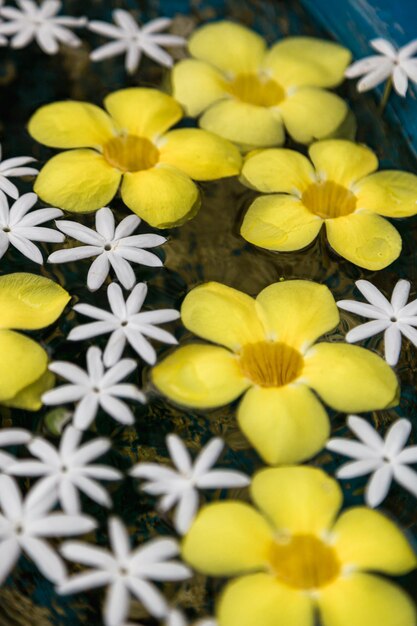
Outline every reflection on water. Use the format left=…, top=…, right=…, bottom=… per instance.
left=0, top=0, right=416, bottom=623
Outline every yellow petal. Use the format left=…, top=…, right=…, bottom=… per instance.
left=332, top=508, right=416, bottom=574
left=309, top=140, right=378, bottom=187
left=255, top=280, right=339, bottom=351
left=325, top=211, right=401, bottom=270
left=3, top=370, right=55, bottom=411
left=188, top=21, right=266, bottom=74
left=152, top=344, right=249, bottom=408
left=303, top=343, right=399, bottom=412
left=264, top=37, right=351, bottom=88
left=218, top=573, right=313, bottom=626
left=241, top=194, right=322, bottom=252
left=181, top=282, right=266, bottom=351
left=34, top=149, right=121, bottom=213
left=159, top=128, right=242, bottom=180
left=121, top=164, right=200, bottom=228
left=171, top=59, right=227, bottom=116
left=279, top=88, right=348, bottom=144
left=182, top=502, right=273, bottom=575
left=237, top=385, right=330, bottom=465
left=0, top=273, right=70, bottom=330
left=354, top=171, right=417, bottom=217
left=241, top=149, right=315, bottom=193
left=28, top=101, right=115, bottom=148
left=0, top=330, right=48, bottom=402
left=318, top=574, right=416, bottom=626
left=104, top=88, right=183, bottom=140
left=251, top=466, right=342, bottom=535
left=200, top=99, right=285, bottom=150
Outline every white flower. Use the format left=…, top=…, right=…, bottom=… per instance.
left=0, top=0, right=86, bottom=55
left=345, top=38, right=417, bottom=96
left=7, top=425, right=123, bottom=514
left=0, top=474, right=96, bottom=584
left=48, top=207, right=166, bottom=291
left=165, top=608, right=217, bottom=626
left=0, top=143, right=38, bottom=199
left=0, top=428, right=31, bottom=470
left=59, top=517, right=191, bottom=626
left=337, top=279, right=417, bottom=366
left=89, top=10, right=185, bottom=74
left=68, top=282, right=179, bottom=367
left=42, top=346, right=146, bottom=430
left=0, top=191, right=64, bottom=263
left=131, top=435, right=250, bottom=535
left=327, top=415, right=417, bottom=507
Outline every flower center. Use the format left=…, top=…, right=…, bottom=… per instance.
left=225, top=73, right=285, bottom=107
left=239, top=341, right=303, bottom=387
left=103, top=135, right=160, bottom=172
left=302, top=181, right=357, bottom=219
left=269, top=534, right=340, bottom=590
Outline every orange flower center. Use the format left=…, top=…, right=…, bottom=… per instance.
left=103, top=135, right=160, bottom=172
left=270, top=534, right=340, bottom=589
left=239, top=341, right=303, bottom=387
left=302, top=181, right=357, bottom=219
left=225, top=73, right=285, bottom=107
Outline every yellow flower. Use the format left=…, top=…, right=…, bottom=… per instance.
left=183, top=466, right=417, bottom=626
left=240, top=139, right=417, bottom=270
left=28, top=88, right=242, bottom=228
left=0, top=273, right=70, bottom=410
left=152, top=280, right=398, bottom=465
left=172, top=21, right=351, bottom=149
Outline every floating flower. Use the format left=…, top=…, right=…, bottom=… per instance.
left=0, top=143, right=38, bottom=199
left=0, top=191, right=64, bottom=263
left=0, top=428, right=31, bottom=470
left=240, top=139, right=417, bottom=270
left=337, top=279, right=417, bottom=365
left=0, top=474, right=96, bottom=585
left=327, top=415, right=417, bottom=507
left=28, top=87, right=242, bottom=228
left=183, top=466, right=417, bottom=626
left=89, top=11, right=185, bottom=74
left=172, top=21, right=351, bottom=150
left=345, top=38, right=417, bottom=96
left=0, top=0, right=86, bottom=55
left=42, top=346, right=146, bottom=430
left=49, top=207, right=166, bottom=291
left=0, top=272, right=69, bottom=410
left=59, top=517, right=191, bottom=626
left=7, top=425, right=123, bottom=513
left=68, top=282, right=179, bottom=367
left=131, top=435, right=250, bottom=534
left=152, top=280, right=398, bottom=465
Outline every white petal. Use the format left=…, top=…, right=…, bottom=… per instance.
left=109, top=517, right=130, bottom=561
left=59, top=479, right=81, bottom=514
left=126, top=282, right=148, bottom=315
left=124, top=327, right=156, bottom=365
left=196, top=469, right=250, bottom=489
left=141, top=39, right=173, bottom=67
left=103, top=328, right=127, bottom=367
left=0, top=428, right=31, bottom=446
left=71, top=475, right=112, bottom=508
left=107, top=282, right=127, bottom=318
left=61, top=541, right=115, bottom=569
left=117, top=246, right=163, bottom=268
left=21, top=477, right=59, bottom=512
left=127, top=578, right=167, bottom=618
left=0, top=475, right=22, bottom=521
left=173, top=489, right=199, bottom=535
left=355, top=280, right=392, bottom=311
left=0, top=177, right=19, bottom=199
left=384, top=419, right=412, bottom=457
left=392, top=464, right=417, bottom=498
left=0, top=538, right=20, bottom=585
left=72, top=438, right=110, bottom=466
left=130, top=464, right=180, bottom=481
left=336, top=458, right=383, bottom=479
left=20, top=537, right=66, bottom=583
left=133, top=560, right=191, bottom=581
left=100, top=358, right=136, bottom=387
left=91, top=40, right=128, bottom=62
left=131, top=537, right=179, bottom=566
left=8, top=233, right=43, bottom=263
left=73, top=393, right=100, bottom=430
left=28, top=513, right=96, bottom=537
left=7, top=460, right=53, bottom=476
left=99, top=394, right=135, bottom=425
left=346, top=319, right=390, bottom=343
left=108, top=253, right=136, bottom=289
left=192, top=438, right=223, bottom=478
left=390, top=280, right=411, bottom=313
left=17, top=207, right=62, bottom=228
left=141, top=17, right=172, bottom=34
left=104, top=579, right=130, bottom=626
left=88, top=20, right=124, bottom=38
left=135, top=324, right=177, bottom=345
left=68, top=321, right=117, bottom=342
left=402, top=58, right=417, bottom=83
left=95, top=207, right=115, bottom=240
left=132, top=309, right=180, bottom=324
left=114, top=215, right=140, bottom=239
left=392, top=65, right=409, bottom=96
left=337, top=299, right=388, bottom=320
left=397, top=297, right=417, bottom=317
left=120, top=233, right=166, bottom=248
left=365, top=465, right=393, bottom=507
left=8, top=192, right=37, bottom=224
left=48, top=245, right=101, bottom=264
left=398, top=39, right=417, bottom=60
left=56, top=220, right=103, bottom=245
left=125, top=44, right=141, bottom=74
left=167, top=434, right=192, bottom=474
left=105, top=383, right=145, bottom=403
left=87, top=253, right=110, bottom=291
left=42, top=384, right=86, bottom=405
left=73, top=302, right=115, bottom=322
left=398, top=322, right=417, bottom=347
left=59, top=570, right=113, bottom=594
left=357, top=63, right=393, bottom=91
left=82, top=465, right=122, bottom=481
left=326, top=438, right=381, bottom=459
left=48, top=361, right=90, bottom=385
left=396, top=445, right=417, bottom=464
left=347, top=415, right=385, bottom=450
left=370, top=38, right=398, bottom=58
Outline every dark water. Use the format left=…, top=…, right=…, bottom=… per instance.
left=0, top=0, right=416, bottom=624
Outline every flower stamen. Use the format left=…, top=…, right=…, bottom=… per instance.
left=239, top=341, right=303, bottom=387
left=225, top=73, right=285, bottom=107
left=103, top=135, right=160, bottom=172
left=302, top=181, right=357, bottom=219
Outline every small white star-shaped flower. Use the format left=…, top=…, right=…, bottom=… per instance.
left=0, top=474, right=96, bottom=585
left=59, top=517, right=191, bottom=626
left=337, top=279, right=417, bottom=366
left=327, top=415, right=417, bottom=507
left=89, top=10, right=185, bottom=75
left=68, top=282, right=179, bottom=367
left=0, top=0, right=86, bottom=55
left=0, top=428, right=31, bottom=470
left=42, top=346, right=146, bottom=430
left=0, top=143, right=38, bottom=199
left=345, top=38, right=417, bottom=96
left=131, top=435, right=250, bottom=535
left=7, top=425, right=123, bottom=514
left=48, top=207, right=166, bottom=291
left=0, top=191, right=64, bottom=263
